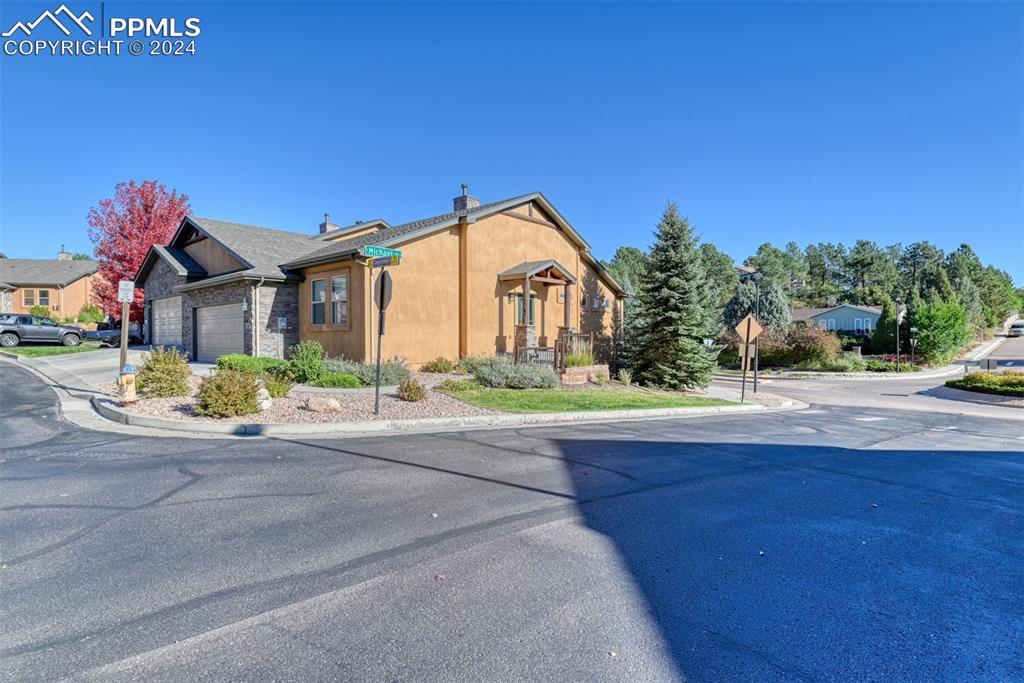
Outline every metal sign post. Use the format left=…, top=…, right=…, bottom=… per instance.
left=116, top=280, right=135, bottom=375
left=734, top=314, right=763, bottom=403
left=373, top=269, right=394, bottom=416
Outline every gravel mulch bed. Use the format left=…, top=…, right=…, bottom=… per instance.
left=99, top=376, right=496, bottom=423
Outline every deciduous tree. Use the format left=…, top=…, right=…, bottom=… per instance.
left=87, top=180, right=191, bottom=321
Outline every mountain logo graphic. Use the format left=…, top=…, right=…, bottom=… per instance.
left=2, top=4, right=95, bottom=37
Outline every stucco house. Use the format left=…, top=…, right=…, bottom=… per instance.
left=791, top=303, right=888, bottom=334
left=135, top=190, right=624, bottom=365
left=0, top=249, right=100, bottom=317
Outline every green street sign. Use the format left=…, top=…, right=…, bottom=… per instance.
left=361, top=245, right=402, bottom=259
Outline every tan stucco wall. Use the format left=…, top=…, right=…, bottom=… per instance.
left=8, top=275, right=98, bottom=318
left=294, top=200, right=621, bottom=367
left=298, top=260, right=369, bottom=360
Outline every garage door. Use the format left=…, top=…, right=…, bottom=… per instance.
left=195, top=303, right=244, bottom=362
left=151, top=297, right=182, bottom=347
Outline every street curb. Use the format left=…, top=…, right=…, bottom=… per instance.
left=90, top=395, right=804, bottom=438
left=961, top=335, right=1008, bottom=362
left=715, top=364, right=964, bottom=383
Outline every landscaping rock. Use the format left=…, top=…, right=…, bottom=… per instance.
left=306, top=396, right=342, bottom=412
left=257, top=385, right=273, bottom=411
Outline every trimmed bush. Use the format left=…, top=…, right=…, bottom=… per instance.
left=288, top=340, right=326, bottom=383
left=946, top=371, right=1024, bottom=397
left=195, top=369, right=261, bottom=417
left=397, top=378, right=426, bottom=402
left=136, top=347, right=191, bottom=397
left=217, top=354, right=290, bottom=375
left=310, top=372, right=362, bottom=388
left=617, top=368, right=632, bottom=386
left=780, top=325, right=841, bottom=365
left=474, top=362, right=558, bottom=389
left=436, top=379, right=480, bottom=393
left=420, top=357, right=455, bottom=373
left=77, top=304, right=105, bottom=324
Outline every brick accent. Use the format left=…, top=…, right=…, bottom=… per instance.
left=560, top=363, right=610, bottom=386
left=514, top=324, right=536, bottom=351
left=255, top=283, right=299, bottom=359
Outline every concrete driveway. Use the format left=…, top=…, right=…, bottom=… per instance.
left=11, top=346, right=214, bottom=396
left=2, top=363, right=1021, bottom=681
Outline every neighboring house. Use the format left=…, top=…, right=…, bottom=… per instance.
left=0, top=249, right=100, bottom=317
left=791, top=304, right=888, bottom=334
left=135, top=189, right=624, bottom=365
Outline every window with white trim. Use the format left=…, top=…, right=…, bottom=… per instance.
left=38, top=289, right=50, bottom=307
left=854, top=318, right=863, bottom=332
left=311, top=279, right=326, bottom=325
left=827, top=319, right=836, bottom=331
left=23, top=290, right=35, bottom=306
left=331, top=274, right=348, bottom=326
left=865, top=318, right=872, bottom=333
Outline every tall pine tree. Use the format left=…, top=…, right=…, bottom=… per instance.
left=634, top=203, right=720, bottom=389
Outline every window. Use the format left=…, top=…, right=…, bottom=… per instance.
left=827, top=319, right=836, bottom=331
left=331, top=274, right=348, bottom=326
left=38, top=289, right=49, bottom=307
left=557, top=289, right=565, bottom=303
left=593, top=295, right=602, bottom=311
left=854, top=318, right=863, bottom=332
left=865, top=318, right=872, bottom=333
left=515, top=293, right=536, bottom=325
left=311, top=279, right=325, bottom=325
left=581, top=294, right=588, bottom=309
left=23, top=290, right=34, bottom=306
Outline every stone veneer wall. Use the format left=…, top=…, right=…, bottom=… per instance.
left=255, top=283, right=299, bottom=358
left=181, top=281, right=254, bottom=357
left=140, top=259, right=187, bottom=346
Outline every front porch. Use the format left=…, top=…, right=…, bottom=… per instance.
left=497, top=259, right=578, bottom=355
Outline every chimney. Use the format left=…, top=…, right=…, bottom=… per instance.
left=452, top=183, right=480, bottom=212
left=319, top=212, right=340, bottom=234
left=56, top=244, right=72, bottom=260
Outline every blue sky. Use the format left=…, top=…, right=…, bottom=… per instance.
left=1, top=1, right=1021, bottom=283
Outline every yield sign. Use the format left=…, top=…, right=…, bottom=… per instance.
left=734, top=314, right=763, bottom=343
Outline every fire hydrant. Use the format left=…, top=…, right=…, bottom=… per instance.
left=119, top=364, right=137, bottom=403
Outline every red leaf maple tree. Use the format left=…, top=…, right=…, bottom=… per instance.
left=87, top=180, right=191, bottom=321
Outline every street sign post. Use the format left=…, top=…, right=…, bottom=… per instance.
left=373, top=270, right=394, bottom=415
left=116, top=280, right=135, bottom=376
left=735, top=314, right=763, bottom=403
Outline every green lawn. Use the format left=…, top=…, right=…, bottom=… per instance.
left=439, top=386, right=735, bottom=413
left=3, top=341, right=105, bottom=358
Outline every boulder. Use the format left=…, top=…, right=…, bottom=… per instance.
left=256, top=385, right=273, bottom=411
left=306, top=396, right=342, bottom=412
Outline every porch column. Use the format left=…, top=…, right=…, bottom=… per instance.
left=523, top=274, right=530, bottom=323
left=563, top=282, right=572, bottom=330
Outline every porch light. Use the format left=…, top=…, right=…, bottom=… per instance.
left=241, top=300, right=248, bottom=312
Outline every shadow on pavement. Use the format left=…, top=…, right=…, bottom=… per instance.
left=551, top=438, right=1023, bottom=681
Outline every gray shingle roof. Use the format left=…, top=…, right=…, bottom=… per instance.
left=285, top=194, right=540, bottom=268
left=187, top=216, right=328, bottom=280
left=155, top=245, right=206, bottom=276
left=0, top=258, right=98, bottom=287
left=497, top=259, right=577, bottom=282
left=791, top=304, right=884, bottom=321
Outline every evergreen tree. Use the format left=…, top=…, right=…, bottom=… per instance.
left=724, top=280, right=791, bottom=332
left=633, top=203, right=720, bottom=390
left=871, top=295, right=899, bottom=353
left=615, top=275, right=644, bottom=372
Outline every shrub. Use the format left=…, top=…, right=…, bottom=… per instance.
left=420, top=357, right=455, bottom=373
left=77, top=304, right=105, bottom=324
left=325, top=356, right=410, bottom=386
left=474, top=362, right=558, bottom=389
left=195, top=369, right=261, bottom=417
left=436, top=379, right=480, bottom=392
left=397, top=377, right=426, bottom=402
left=217, top=354, right=289, bottom=375
left=288, top=340, right=326, bottom=383
left=947, top=371, right=1024, bottom=396
left=913, top=301, right=970, bottom=365
left=618, top=368, right=632, bottom=386
left=263, top=371, right=295, bottom=398
left=28, top=305, right=52, bottom=318
left=565, top=350, right=596, bottom=367
left=781, top=325, right=841, bottom=365
left=310, top=372, right=362, bottom=388
left=136, top=347, right=190, bottom=397
left=458, top=355, right=512, bottom=375
left=795, top=352, right=867, bottom=373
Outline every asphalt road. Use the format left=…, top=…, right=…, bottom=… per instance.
left=985, top=332, right=1024, bottom=368
left=1, top=363, right=1022, bottom=681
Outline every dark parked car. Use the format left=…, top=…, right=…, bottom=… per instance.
left=85, top=320, right=143, bottom=346
left=0, top=314, right=85, bottom=348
